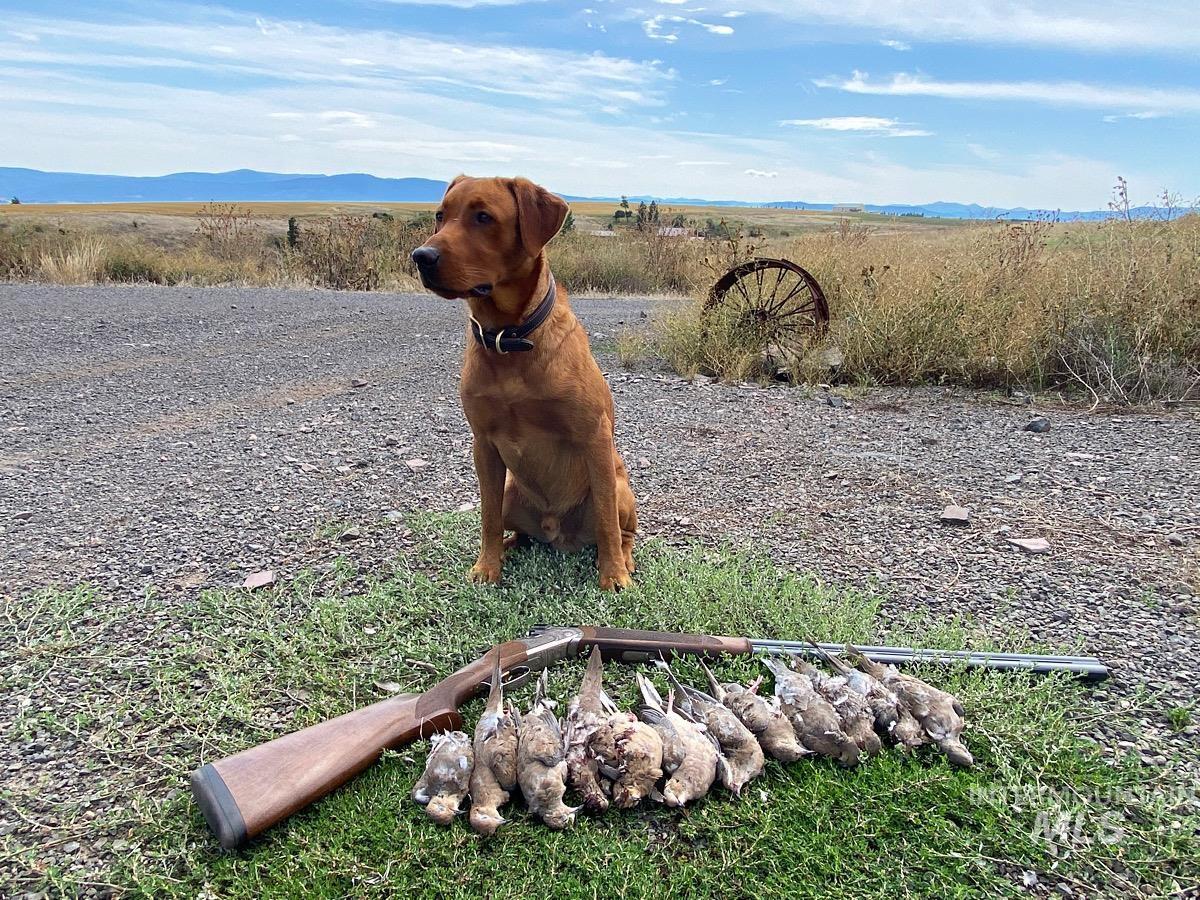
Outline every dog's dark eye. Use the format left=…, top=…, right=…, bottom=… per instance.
left=475, top=211, right=492, bottom=225
left=434, top=210, right=444, bottom=222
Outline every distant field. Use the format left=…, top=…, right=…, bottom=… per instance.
left=0, top=199, right=967, bottom=240
left=2, top=194, right=1196, bottom=404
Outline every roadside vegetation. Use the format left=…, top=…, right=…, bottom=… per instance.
left=2, top=184, right=1197, bottom=403
left=4, top=513, right=1196, bottom=898
left=630, top=200, right=1200, bottom=405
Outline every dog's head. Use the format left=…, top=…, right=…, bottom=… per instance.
left=411, top=175, right=569, bottom=300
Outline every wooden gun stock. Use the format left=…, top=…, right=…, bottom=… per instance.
left=190, top=639, right=531, bottom=849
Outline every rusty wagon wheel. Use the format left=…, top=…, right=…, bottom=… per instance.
left=704, top=258, right=830, bottom=351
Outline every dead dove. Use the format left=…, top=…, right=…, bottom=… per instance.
left=589, top=692, right=664, bottom=809
left=654, top=660, right=764, bottom=797
left=516, top=670, right=581, bottom=829
left=795, top=659, right=883, bottom=759
left=847, top=645, right=974, bottom=767
left=763, top=657, right=860, bottom=767
left=468, top=649, right=519, bottom=836
left=700, top=660, right=809, bottom=763
left=563, top=647, right=613, bottom=811
left=636, top=673, right=718, bottom=807
left=813, top=645, right=905, bottom=739
left=412, top=730, right=474, bottom=825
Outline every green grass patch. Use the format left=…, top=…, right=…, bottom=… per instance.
left=4, top=513, right=1196, bottom=898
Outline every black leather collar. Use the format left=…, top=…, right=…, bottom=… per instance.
left=469, top=274, right=556, bottom=354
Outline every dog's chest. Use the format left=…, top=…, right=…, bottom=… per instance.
left=462, top=384, right=591, bottom=478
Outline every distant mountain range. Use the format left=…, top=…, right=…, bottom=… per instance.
left=0, top=167, right=1166, bottom=221
left=0, top=167, right=447, bottom=204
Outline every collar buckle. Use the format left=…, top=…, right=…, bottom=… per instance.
left=469, top=273, right=557, bottom=355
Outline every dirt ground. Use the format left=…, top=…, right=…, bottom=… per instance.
left=1, top=283, right=1198, bottom=893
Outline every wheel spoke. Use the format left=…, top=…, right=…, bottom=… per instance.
left=767, top=265, right=787, bottom=307
left=768, top=278, right=810, bottom=314
left=753, top=264, right=767, bottom=307
left=732, top=272, right=753, bottom=309
left=775, top=298, right=817, bottom=319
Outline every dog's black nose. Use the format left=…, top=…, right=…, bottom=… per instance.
left=411, top=246, right=440, bottom=270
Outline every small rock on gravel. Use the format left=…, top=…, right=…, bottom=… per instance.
left=940, top=505, right=970, bottom=526
left=242, top=569, right=277, bottom=590
left=1007, top=537, right=1051, bottom=554
left=1024, top=417, right=1051, bottom=433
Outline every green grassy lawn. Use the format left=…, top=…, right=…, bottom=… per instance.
left=5, top=513, right=1196, bottom=898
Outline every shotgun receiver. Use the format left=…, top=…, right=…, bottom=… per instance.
left=190, top=625, right=1106, bottom=849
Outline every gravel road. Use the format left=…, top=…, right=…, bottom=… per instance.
left=2, top=284, right=1198, bottom=891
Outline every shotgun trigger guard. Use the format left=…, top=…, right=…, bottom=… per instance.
left=481, top=665, right=532, bottom=693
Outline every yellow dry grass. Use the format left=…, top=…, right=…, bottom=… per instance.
left=3, top=198, right=1196, bottom=401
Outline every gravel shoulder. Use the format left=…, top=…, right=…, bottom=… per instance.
left=2, top=284, right=1198, bottom=892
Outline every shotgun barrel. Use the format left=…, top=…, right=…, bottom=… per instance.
left=191, top=625, right=1107, bottom=849
left=747, top=639, right=1110, bottom=682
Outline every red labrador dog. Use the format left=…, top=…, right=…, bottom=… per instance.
left=411, top=175, right=637, bottom=590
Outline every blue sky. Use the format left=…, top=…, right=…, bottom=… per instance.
left=1, top=0, right=1197, bottom=207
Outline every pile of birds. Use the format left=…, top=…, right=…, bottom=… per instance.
left=412, top=644, right=973, bottom=834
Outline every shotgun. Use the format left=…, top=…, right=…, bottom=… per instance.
left=190, top=625, right=1107, bottom=849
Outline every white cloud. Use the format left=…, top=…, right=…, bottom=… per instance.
left=744, top=168, right=778, bottom=177
left=2, top=11, right=673, bottom=110
left=337, top=138, right=528, bottom=163
left=816, top=71, right=1200, bottom=113
left=677, top=160, right=728, bottom=166
left=683, top=0, right=1200, bottom=53
left=643, top=13, right=734, bottom=41
left=1102, top=111, right=1167, bottom=122
left=966, top=142, right=1002, bottom=161
left=317, top=110, right=375, bottom=129
left=780, top=115, right=932, bottom=137
left=879, top=39, right=911, bottom=50
left=708, top=78, right=727, bottom=86
left=723, top=11, right=746, bottom=17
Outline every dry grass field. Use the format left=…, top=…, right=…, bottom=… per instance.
left=1, top=198, right=1196, bottom=403
left=0, top=199, right=964, bottom=244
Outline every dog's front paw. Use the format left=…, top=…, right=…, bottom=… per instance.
left=598, top=567, right=633, bottom=592
left=468, top=558, right=503, bottom=584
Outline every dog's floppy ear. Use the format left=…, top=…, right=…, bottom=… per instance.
left=509, top=177, right=569, bottom=256
left=444, top=174, right=471, bottom=196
